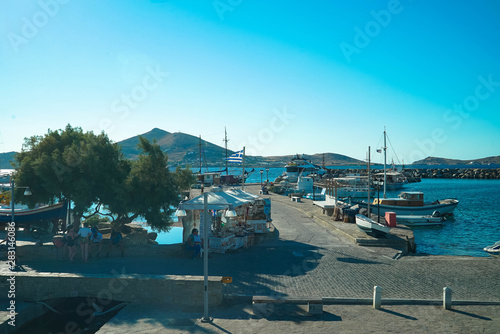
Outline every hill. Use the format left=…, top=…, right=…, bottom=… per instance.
left=0, top=152, right=16, bottom=169
left=413, top=156, right=500, bottom=165
left=118, top=128, right=231, bottom=167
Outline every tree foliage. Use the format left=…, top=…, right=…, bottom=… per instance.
left=14, top=125, right=189, bottom=231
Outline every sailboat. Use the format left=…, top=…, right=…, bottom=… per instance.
left=355, top=129, right=459, bottom=216
left=355, top=147, right=391, bottom=237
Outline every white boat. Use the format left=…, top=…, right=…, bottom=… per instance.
left=334, top=175, right=375, bottom=198
left=281, top=154, right=326, bottom=182
left=356, top=191, right=459, bottom=216
left=396, top=213, right=444, bottom=226
left=355, top=214, right=390, bottom=237
left=483, top=241, right=500, bottom=254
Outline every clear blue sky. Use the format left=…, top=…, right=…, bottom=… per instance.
left=1, top=0, right=499, bottom=163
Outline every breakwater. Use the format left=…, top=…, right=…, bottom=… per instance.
left=325, top=168, right=500, bottom=180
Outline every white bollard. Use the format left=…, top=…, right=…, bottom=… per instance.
left=443, top=287, right=452, bottom=310
left=373, top=286, right=382, bottom=309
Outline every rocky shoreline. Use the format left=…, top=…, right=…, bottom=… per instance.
left=326, top=168, right=500, bottom=180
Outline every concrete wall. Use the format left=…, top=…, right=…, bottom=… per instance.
left=1, top=272, right=223, bottom=306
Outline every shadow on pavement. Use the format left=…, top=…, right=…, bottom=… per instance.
left=378, top=308, right=418, bottom=320
left=449, top=309, right=492, bottom=321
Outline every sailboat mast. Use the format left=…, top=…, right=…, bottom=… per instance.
left=367, top=146, right=371, bottom=217
left=383, top=127, right=387, bottom=198
left=224, top=127, right=229, bottom=175
left=241, top=147, right=245, bottom=190
left=199, top=135, right=202, bottom=174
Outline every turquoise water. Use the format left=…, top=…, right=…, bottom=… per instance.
left=143, top=225, right=183, bottom=245
left=384, top=179, right=500, bottom=257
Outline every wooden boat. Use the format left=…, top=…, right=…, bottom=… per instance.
left=483, top=241, right=500, bottom=254
left=355, top=214, right=390, bottom=237
left=0, top=202, right=67, bottom=225
left=356, top=191, right=458, bottom=216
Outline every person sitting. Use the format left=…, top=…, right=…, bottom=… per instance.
left=90, top=227, right=103, bottom=258
left=106, top=227, right=124, bottom=257
left=186, top=228, right=202, bottom=259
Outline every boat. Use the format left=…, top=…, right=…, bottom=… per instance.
left=374, top=129, right=408, bottom=191
left=373, top=171, right=407, bottom=190
left=281, top=154, right=327, bottom=182
left=356, top=191, right=459, bottom=216
left=334, top=174, right=375, bottom=198
left=0, top=201, right=67, bottom=226
left=355, top=214, right=390, bottom=237
left=483, top=241, right=500, bottom=254
left=396, top=213, right=444, bottom=226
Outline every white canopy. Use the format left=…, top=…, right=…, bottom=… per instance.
left=181, top=189, right=259, bottom=210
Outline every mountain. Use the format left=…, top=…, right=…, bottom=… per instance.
left=259, top=153, right=364, bottom=167
left=118, top=128, right=231, bottom=167
left=0, top=152, right=16, bottom=169
left=413, top=156, right=500, bottom=165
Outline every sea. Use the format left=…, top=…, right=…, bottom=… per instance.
left=196, top=165, right=500, bottom=257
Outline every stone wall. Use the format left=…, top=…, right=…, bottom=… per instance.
left=1, top=272, right=223, bottom=306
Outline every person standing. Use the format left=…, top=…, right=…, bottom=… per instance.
left=66, top=226, right=78, bottom=263
left=78, top=222, right=92, bottom=263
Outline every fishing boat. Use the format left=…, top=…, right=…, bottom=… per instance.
left=355, top=214, right=390, bottom=237
left=356, top=191, right=458, bottom=216
left=483, top=241, right=500, bottom=254
left=396, top=213, right=444, bottom=226
left=0, top=202, right=67, bottom=226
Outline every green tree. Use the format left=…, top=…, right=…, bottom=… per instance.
left=173, top=164, right=196, bottom=193
left=14, top=125, right=186, bottom=232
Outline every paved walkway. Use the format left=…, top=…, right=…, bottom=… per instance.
left=2, top=185, right=499, bottom=333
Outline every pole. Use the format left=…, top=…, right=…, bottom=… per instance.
left=10, top=178, right=14, bottom=224
left=224, top=127, right=228, bottom=176
left=367, top=146, right=371, bottom=217
left=241, top=147, right=245, bottom=190
left=266, top=168, right=269, bottom=183
left=201, top=192, right=212, bottom=322
left=383, top=128, right=387, bottom=198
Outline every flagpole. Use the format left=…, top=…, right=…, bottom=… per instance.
left=241, top=147, right=245, bottom=190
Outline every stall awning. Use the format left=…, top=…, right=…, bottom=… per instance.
left=181, top=189, right=259, bottom=210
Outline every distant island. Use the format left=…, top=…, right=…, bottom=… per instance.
left=1, top=128, right=498, bottom=169
left=412, top=156, right=500, bottom=166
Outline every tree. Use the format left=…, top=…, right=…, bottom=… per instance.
left=14, top=125, right=187, bottom=232
left=173, top=164, right=196, bottom=193
left=14, top=125, right=124, bottom=222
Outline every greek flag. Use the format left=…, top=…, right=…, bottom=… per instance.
left=226, top=150, right=243, bottom=163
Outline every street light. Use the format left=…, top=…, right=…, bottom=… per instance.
left=265, top=168, right=269, bottom=183
left=174, top=193, right=238, bottom=323
left=260, top=170, right=263, bottom=186
left=9, top=177, right=31, bottom=271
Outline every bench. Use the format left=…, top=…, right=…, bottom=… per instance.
left=291, top=196, right=301, bottom=203
left=252, top=296, right=323, bottom=315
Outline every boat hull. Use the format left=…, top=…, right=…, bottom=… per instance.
left=355, top=214, right=391, bottom=237
left=397, top=215, right=444, bottom=226
left=0, top=202, right=67, bottom=225
left=356, top=199, right=458, bottom=216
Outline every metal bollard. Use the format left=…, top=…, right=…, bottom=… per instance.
left=373, top=286, right=382, bottom=309
left=443, top=287, right=452, bottom=310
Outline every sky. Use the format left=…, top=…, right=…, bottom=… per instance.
left=1, top=0, right=499, bottom=164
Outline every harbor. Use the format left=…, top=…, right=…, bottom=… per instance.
left=1, top=183, right=499, bottom=333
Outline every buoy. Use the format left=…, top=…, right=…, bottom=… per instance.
left=221, top=277, right=232, bottom=283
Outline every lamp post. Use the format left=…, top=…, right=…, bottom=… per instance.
left=174, top=193, right=237, bottom=322
left=265, top=168, right=269, bottom=183
left=260, top=170, right=263, bottom=186
left=9, top=177, right=32, bottom=270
